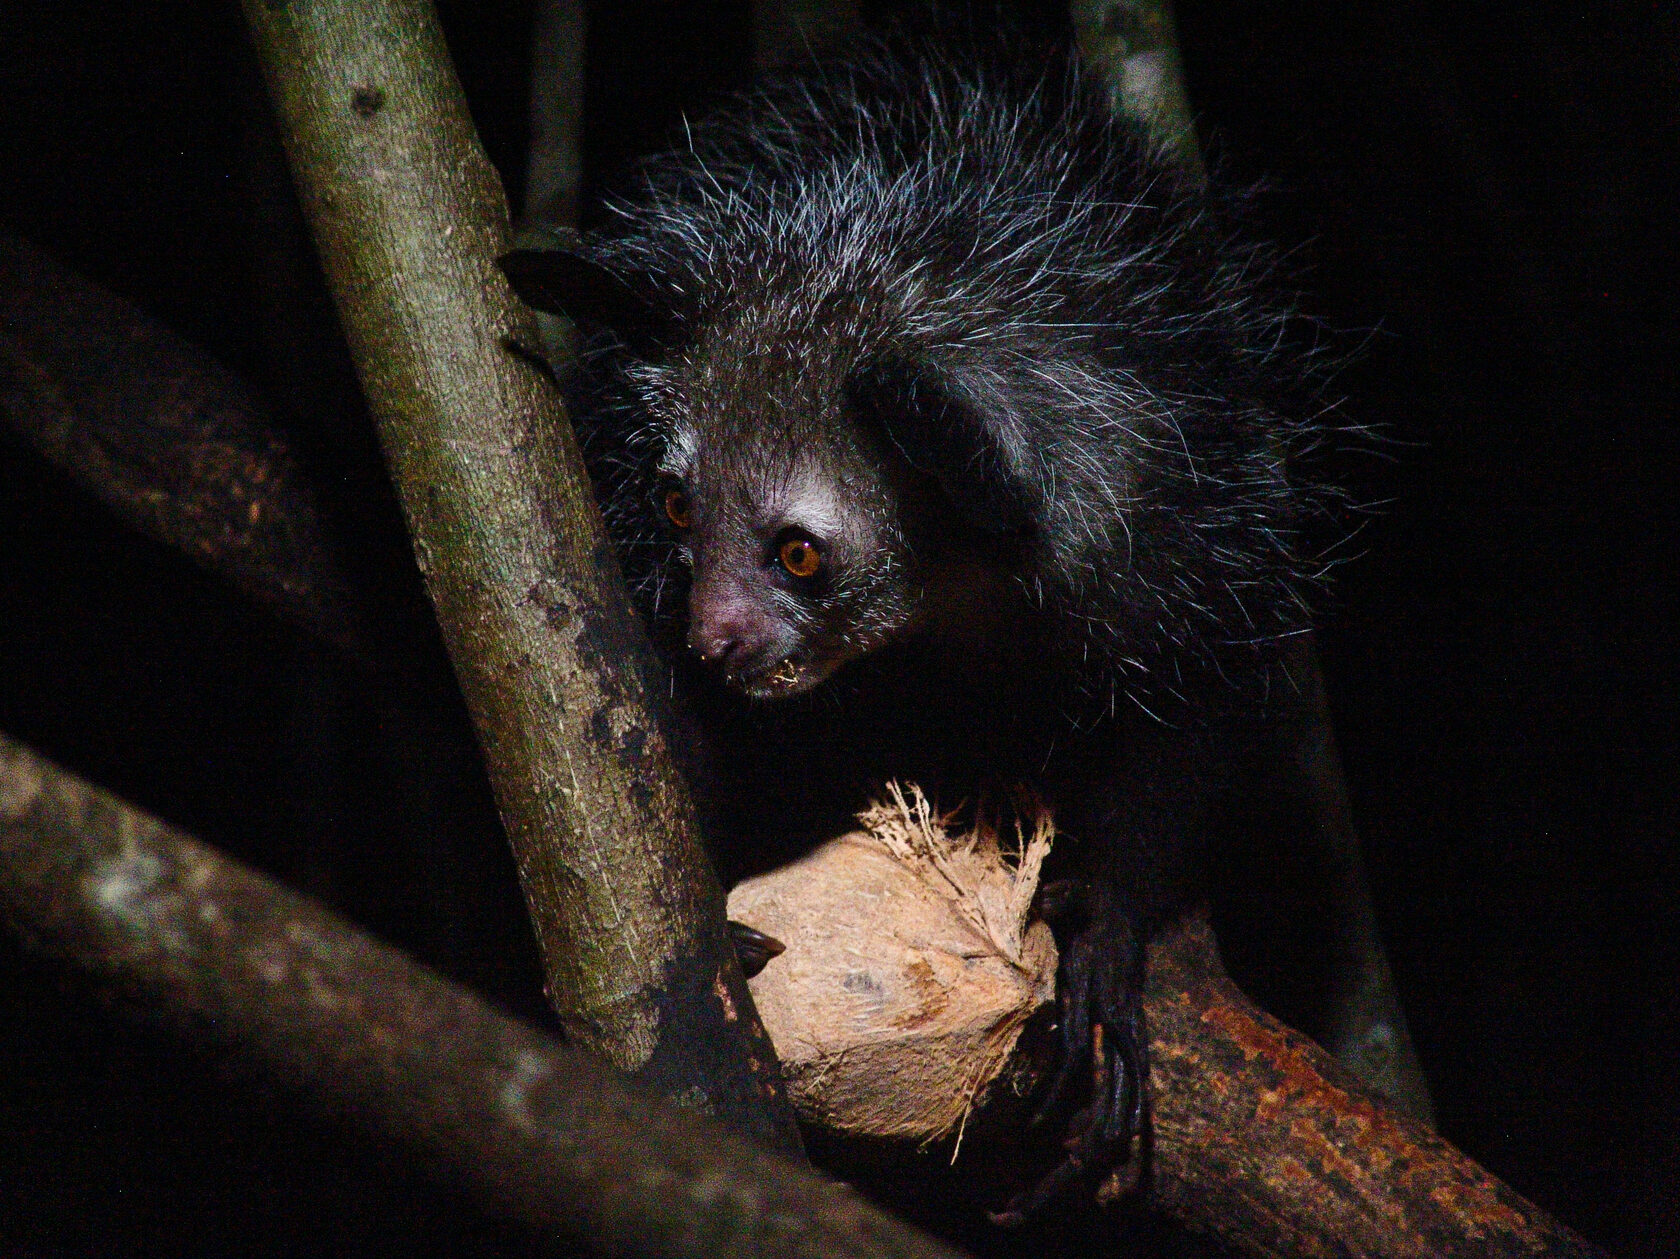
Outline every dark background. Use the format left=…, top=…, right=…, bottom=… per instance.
left=0, top=1, right=1675, bottom=1255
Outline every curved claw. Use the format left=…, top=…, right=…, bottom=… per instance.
left=1029, top=926, right=1095, bottom=1125
left=727, top=919, right=785, bottom=979
left=999, top=881, right=1151, bottom=1225
left=1093, top=934, right=1147, bottom=1151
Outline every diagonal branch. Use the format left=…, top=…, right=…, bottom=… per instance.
left=0, top=731, right=954, bottom=1259
left=0, top=231, right=388, bottom=665
left=1144, top=915, right=1602, bottom=1257
left=239, top=0, right=798, bottom=1149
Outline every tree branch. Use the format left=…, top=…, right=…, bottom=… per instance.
left=0, top=731, right=953, bottom=1258
left=522, top=0, right=585, bottom=232
left=0, top=231, right=386, bottom=664
left=239, top=0, right=798, bottom=1149
left=1070, top=0, right=1202, bottom=174
left=1143, top=915, right=1602, bottom=1257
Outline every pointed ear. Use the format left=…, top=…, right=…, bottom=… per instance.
left=498, top=248, right=674, bottom=352
left=847, top=358, right=1035, bottom=537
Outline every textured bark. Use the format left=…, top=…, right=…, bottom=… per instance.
left=0, top=231, right=382, bottom=663
left=0, top=732, right=955, bottom=1259
left=240, top=0, right=798, bottom=1150
left=1144, top=915, right=1602, bottom=1258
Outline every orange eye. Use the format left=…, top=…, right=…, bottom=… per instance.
left=779, top=537, right=822, bottom=579
left=664, top=488, right=692, bottom=530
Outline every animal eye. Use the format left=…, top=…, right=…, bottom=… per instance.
left=663, top=487, right=693, bottom=530
left=779, top=537, right=822, bottom=579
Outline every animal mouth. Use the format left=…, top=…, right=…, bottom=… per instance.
left=730, top=649, right=844, bottom=700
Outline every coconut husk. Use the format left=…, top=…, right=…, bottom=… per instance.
left=726, top=783, right=1057, bottom=1143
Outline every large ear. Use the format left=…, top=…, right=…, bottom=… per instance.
left=847, top=357, right=1035, bottom=537
left=497, top=247, right=675, bottom=353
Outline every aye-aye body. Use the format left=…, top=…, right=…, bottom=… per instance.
left=501, top=25, right=1329, bottom=1219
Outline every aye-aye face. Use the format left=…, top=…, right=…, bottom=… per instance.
left=639, top=322, right=924, bottom=701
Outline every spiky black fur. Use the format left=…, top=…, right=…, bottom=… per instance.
left=559, top=38, right=1324, bottom=693
left=503, top=23, right=1335, bottom=1222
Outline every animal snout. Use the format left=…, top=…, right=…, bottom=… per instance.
left=688, top=588, right=779, bottom=674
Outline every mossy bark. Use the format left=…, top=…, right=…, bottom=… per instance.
left=240, top=0, right=798, bottom=1151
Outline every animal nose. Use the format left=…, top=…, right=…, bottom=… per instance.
left=691, top=624, right=746, bottom=666
left=688, top=588, right=772, bottom=670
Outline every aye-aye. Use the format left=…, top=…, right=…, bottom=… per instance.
left=501, top=24, right=1333, bottom=1220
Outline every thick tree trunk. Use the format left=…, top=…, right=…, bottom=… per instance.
left=239, top=0, right=798, bottom=1151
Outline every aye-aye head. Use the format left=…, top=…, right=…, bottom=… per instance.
left=644, top=310, right=931, bottom=700
left=500, top=249, right=1032, bottom=701
left=499, top=39, right=1324, bottom=710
